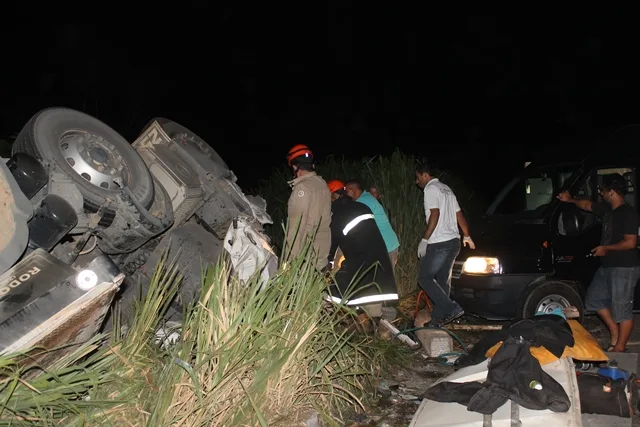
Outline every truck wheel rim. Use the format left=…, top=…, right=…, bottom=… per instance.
left=535, top=294, right=571, bottom=314
left=60, top=130, right=126, bottom=190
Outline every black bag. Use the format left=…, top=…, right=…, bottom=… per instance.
left=577, top=372, right=637, bottom=418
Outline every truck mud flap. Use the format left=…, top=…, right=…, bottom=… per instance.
left=0, top=249, right=123, bottom=366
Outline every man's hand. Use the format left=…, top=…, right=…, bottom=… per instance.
left=591, top=246, right=608, bottom=257
left=556, top=191, right=573, bottom=203
left=463, top=236, right=476, bottom=249
left=417, top=239, right=428, bottom=258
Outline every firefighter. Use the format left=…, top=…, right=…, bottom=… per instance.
left=326, top=179, right=398, bottom=317
left=285, top=144, right=332, bottom=271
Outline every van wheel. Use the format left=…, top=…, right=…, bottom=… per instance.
left=520, top=281, right=584, bottom=323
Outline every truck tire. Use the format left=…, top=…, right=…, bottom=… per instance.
left=148, top=117, right=230, bottom=178
left=12, top=108, right=155, bottom=211
left=519, top=281, right=584, bottom=323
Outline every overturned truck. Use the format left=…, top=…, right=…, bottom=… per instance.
left=0, top=107, right=277, bottom=355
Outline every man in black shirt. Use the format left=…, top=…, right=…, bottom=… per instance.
left=558, top=173, right=640, bottom=352
left=326, top=180, right=398, bottom=318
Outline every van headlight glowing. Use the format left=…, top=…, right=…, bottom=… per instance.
left=462, top=257, right=501, bottom=275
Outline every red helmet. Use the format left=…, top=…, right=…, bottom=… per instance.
left=287, top=144, right=314, bottom=166
left=327, top=179, right=346, bottom=194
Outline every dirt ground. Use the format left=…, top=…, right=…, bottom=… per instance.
left=341, top=312, right=640, bottom=427
left=341, top=314, right=495, bottom=427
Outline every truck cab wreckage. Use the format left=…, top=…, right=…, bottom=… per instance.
left=0, top=107, right=277, bottom=357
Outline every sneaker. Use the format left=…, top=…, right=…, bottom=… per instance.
left=437, top=308, right=465, bottom=327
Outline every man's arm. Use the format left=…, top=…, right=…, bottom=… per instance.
left=557, top=191, right=593, bottom=212
left=603, top=234, right=638, bottom=252
left=328, top=218, right=341, bottom=264
left=424, top=209, right=440, bottom=240
left=605, top=210, right=640, bottom=252
left=572, top=198, right=594, bottom=212
left=456, top=210, right=471, bottom=238
left=285, top=189, right=309, bottom=259
left=423, top=186, right=442, bottom=240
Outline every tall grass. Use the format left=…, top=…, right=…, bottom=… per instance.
left=255, top=149, right=485, bottom=297
left=0, top=243, right=386, bottom=426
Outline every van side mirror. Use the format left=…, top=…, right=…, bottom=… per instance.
left=558, top=205, right=581, bottom=237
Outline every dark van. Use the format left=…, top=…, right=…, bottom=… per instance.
left=450, top=129, right=640, bottom=321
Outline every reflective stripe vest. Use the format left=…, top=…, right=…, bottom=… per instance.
left=328, top=196, right=398, bottom=305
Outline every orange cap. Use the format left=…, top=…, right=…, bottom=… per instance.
left=327, top=179, right=346, bottom=194
left=287, top=144, right=314, bottom=166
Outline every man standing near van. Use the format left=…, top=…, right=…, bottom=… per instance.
left=557, top=173, right=640, bottom=352
left=345, top=179, right=401, bottom=269
left=415, top=163, right=475, bottom=327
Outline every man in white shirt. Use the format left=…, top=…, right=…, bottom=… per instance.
left=415, top=162, right=475, bottom=327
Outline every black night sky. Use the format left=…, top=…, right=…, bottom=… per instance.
left=3, top=7, right=640, bottom=199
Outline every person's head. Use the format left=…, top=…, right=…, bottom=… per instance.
left=368, top=185, right=382, bottom=201
left=287, top=144, right=315, bottom=177
left=345, top=179, right=364, bottom=200
left=327, top=179, right=346, bottom=202
left=599, top=173, right=627, bottom=205
left=415, top=162, right=438, bottom=189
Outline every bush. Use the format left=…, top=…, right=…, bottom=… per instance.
left=0, top=246, right=388, bottom=426
left=256, top=149, right=485, bottom=297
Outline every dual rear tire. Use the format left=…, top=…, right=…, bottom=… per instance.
left=12, top=108, right=155, bottom=216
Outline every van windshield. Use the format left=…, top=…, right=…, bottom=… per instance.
left=487, top=163, right=580, bottom=218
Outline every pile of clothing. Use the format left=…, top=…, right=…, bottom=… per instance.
left=425, top=314, right=574, bottom=415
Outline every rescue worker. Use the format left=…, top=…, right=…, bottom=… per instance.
left=368, top=185, right=382, bottom=201
left=326, top=179, right=398, bottom=317
left=345, top=179, right=401, bottom=270
left=285, top=144, right=332, bottom=271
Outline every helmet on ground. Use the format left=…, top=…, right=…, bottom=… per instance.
left=287, top=144, right=314, bottom=166
left=327, top=179, right=346, bottom=194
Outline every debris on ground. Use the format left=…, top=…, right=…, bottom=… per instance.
left=352, top=292, right=640, bottom=427
left=341, top=293, right=485, bottom=426
left=344, top=350, right=454, bottom=427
